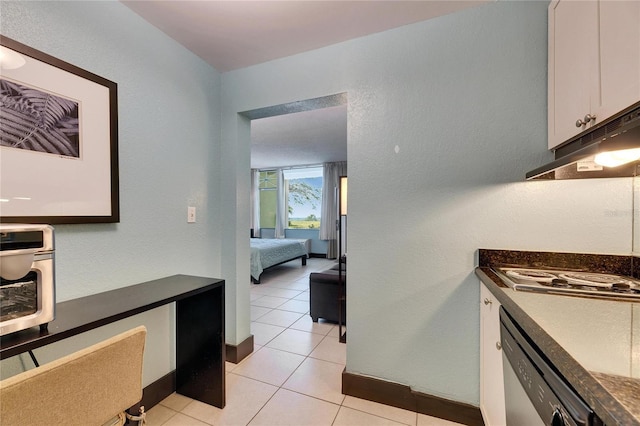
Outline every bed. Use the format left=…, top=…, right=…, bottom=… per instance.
left=250, top=238, right=309, bottom=284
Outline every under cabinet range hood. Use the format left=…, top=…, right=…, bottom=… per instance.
left=527, top=101, right=640, bottom=180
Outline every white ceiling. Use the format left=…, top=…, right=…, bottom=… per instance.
left=122, top=1, right=487, bottom=73
left=121, top=0, right=487, bottom=169
left=251, top=104, right=348, bottom=169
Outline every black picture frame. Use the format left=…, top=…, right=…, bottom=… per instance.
left=0, top=35, right=119, bottom=224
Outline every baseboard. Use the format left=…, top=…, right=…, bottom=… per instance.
left=140, top=370, right=176, bottom=410
left=412, top=389, right=484, bottom=426
left=342, top=370, right=484, bottom=426
left=226, top=334, right=254, bottom=364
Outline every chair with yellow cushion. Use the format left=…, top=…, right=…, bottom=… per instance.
left=0, top=326, right=147, bottom=426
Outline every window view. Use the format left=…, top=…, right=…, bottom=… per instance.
left=258, top=167, right=323, bottom=229
left=284, top=167, right=322, bottom=229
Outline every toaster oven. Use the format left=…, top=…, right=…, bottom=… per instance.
left=0, top=224, right=55, bottom=336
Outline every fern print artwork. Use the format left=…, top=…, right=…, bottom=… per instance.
left=0, top=78, right=80, bottom=158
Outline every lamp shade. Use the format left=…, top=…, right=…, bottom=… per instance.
left=340, top=176, right=347, bottom=216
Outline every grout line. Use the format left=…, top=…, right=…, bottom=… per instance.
left=245, top=258, right=347, bottom=423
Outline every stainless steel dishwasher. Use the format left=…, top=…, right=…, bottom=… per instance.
left=499, top=307, right=603, bottom=426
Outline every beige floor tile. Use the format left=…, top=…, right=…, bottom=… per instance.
left=342, top=396, right=417, bottom=425
left=334, top=406, right=409, bottom=426
left=250, top=305, right=272, bottom=321
left=254, top=309, right=304, bottom=328
left=181, top=373, right=278, bottom=426
left=265, top=279, right=309, bottom=291
left=251, top=295, right=289, bottom=308
left=225, top=361, right=237, bottom=372
left=248, top=388, right=340, bottom=426
left=309, top=334, right=347, bottom=365
left=160, top=392, right=194, bottom=412
left=282, top=357, right=346, bottom=405
left=144, top=404, right=178, bottom=426
left=177, top=401, right=221, bottom=426
left=250, top=321, right=286, bottom=346
left=232, top=346, right=305, bottom=386
left=309, top=260, right=336, bottom=271
left=266, top=328, right=324, bottom=356
left=417, top=414, right=465, bottom=425
left=289, top=314, right=335, bottom=336
left=162, top=412, right=210, bottom=426
left=251, top=286, right=304, bottom=299
left=277, top=299, right=311, bottom=314
left=327, top=325, right=346, bottom=339
left=293, top=291, right=310, bottom=302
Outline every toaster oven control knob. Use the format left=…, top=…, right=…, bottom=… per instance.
left=550, top=408, right=566, bottom=426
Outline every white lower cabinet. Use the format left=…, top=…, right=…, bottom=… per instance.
left=480, top=282, right=506, bottom=426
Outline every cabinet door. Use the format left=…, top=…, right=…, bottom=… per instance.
left=548, top=0, right=599, bottom=149
left=598, top=1, right=640, bottom=120
left=480, top=283, right=506, bottom=426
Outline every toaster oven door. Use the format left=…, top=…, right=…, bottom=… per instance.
left=0, top=257, right=55, bottom=336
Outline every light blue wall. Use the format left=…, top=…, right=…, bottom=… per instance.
left=1, top=0, right=634, bottom=407
left=1, top=1, right=222, bottom=384
left=221, top=1, right=633, bottom=405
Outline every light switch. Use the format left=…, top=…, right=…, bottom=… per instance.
left=187, top=206, right=196, bottom=223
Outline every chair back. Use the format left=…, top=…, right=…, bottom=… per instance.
left=0, top=326, right=146, bottom=425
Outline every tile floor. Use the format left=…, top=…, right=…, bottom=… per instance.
left=146, top=258, right=463, bottom=426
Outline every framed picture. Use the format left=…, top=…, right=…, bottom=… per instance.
left=0, top=35, right=119, bottom=224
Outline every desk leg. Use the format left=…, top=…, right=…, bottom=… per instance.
left=176, top=286, right=225, bottom=408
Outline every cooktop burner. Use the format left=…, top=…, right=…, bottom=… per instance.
left=505, top=269, right=556, bottom=282
left=493, top=267, right=640, bottom=301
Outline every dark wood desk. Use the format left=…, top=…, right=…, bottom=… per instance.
left=0, top=275, right=225, bottom=408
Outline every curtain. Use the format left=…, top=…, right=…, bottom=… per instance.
left=250, top=169, right=260, bottom=238
left=320, top=161, right=347, bottom=258
left=275, top=168, right=287, bottom=238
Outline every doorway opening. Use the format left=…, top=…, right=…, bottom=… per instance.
left=243, top=93, right=347, bottom=260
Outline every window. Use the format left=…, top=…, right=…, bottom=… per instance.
left=258, top=170, right=277, bottom=229
left=258, top=166, right=323, bottom=230
left=284, top=167, right=323, bottom=229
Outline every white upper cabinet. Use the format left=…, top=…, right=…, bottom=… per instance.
left=548, top=0, right=599, bottom=149
left=598, top=2, right=640, bottom=121
left=548, top=0, right=640, bottom=150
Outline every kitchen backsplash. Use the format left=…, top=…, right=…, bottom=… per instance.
left=479, top=249, right=636, bottom=278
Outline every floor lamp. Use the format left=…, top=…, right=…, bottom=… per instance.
left=338, top=176, right=347, bottom=343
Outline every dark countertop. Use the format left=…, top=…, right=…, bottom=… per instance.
left=476, top=249, right=640, bottom=426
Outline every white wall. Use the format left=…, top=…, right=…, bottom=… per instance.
left=0, top=1, right=222, bottom=385
left=221, top=0, right=633, bottom=405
